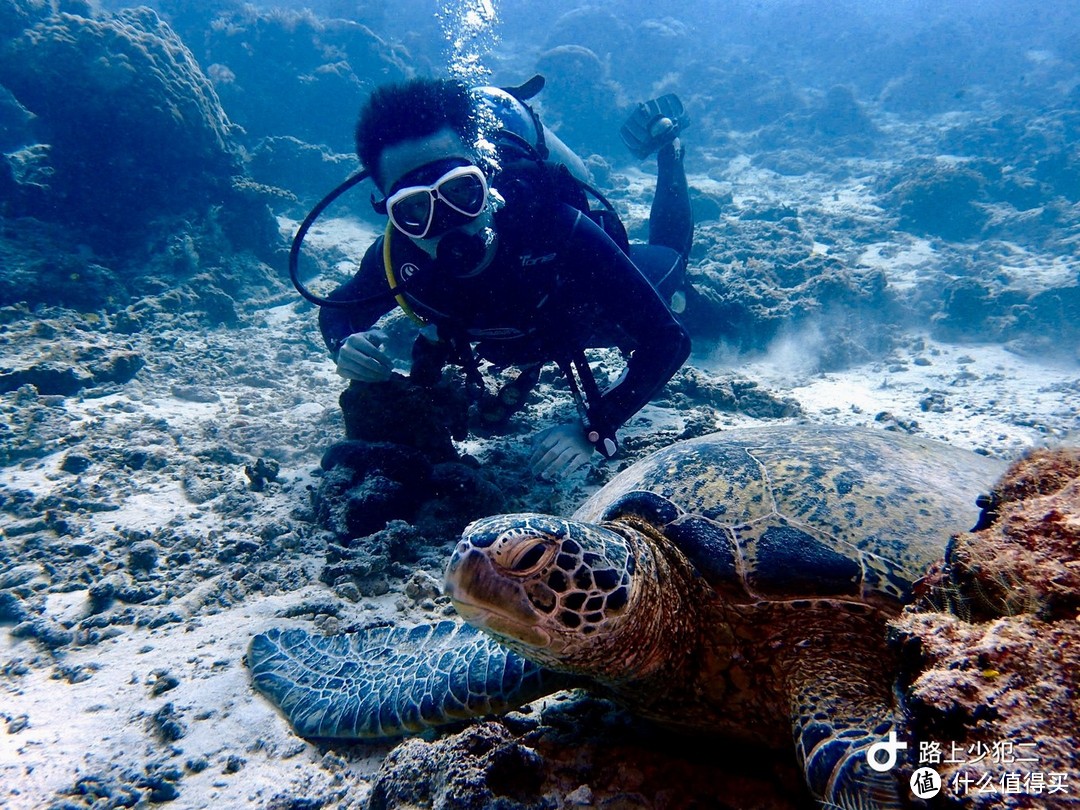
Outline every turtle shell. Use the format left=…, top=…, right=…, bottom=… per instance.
left=573, top=424, right=1006, bottom=608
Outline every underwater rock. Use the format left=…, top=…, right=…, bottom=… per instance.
left=931, top=278, right=1001, bottom=340
left=879, top=35, right=978, bottom=115
left=1035, top=148, right=1080, bottom=204
left=689, top=186, right=730, bottom=224
left=369, top=722, right=549, bottom=810
left=544, top=7, right=633, bottom=73
left=412, top=461, right=507, bottom=539
left=685, top=63, right=803, bottom=134
left=0, top=382, right=74, bottom=464
left=0, top=84, right=33, bottom=152
left=886, top=159, right=990, bottom=241
left=0, top=350, right=143, bottom=396
left=320, top=387, right=506, bottom=541
left=660, top=367, right=801, bottom=419
left=248, top=135, right=360, bottom=205
left=0, top=312, right=150, bottom=462
left=1008, top=285, right=1080, bottom=360
left=320, top=440, right=431, bottom=481
left=245, top=458, right=281, bottom=492
left=125, top=244, right=292, bottom=329
left=50, top=761, right=184, bottom=807
left=370, top=702, right=807, bottom=810
left=0, top=6, right=241, bottom=240
left=320, top=519, right=426, bottom=597
left=150, top=702, right=188, bottom=743
left=813, top=85, right=879, bottom=142
left=893, top=446, right=1080, bottom=805
left=685, top=218, right=897, bottom=364
left=339, top=376, right=467, bottom=464
left=930, top=274, right=1080, bottom=357
left=0, top=363, right=92, bottom=397
left=177, top=7, right=410, bottom=156
left=316, top=441, right=432, bottom=540
left=756, top=85, right=879, bottom=157
left=925, top=447, right=1080, bottom=622
left=543, top=8, right=687, bottom=101
left=0, top=224, right=130, bottom=311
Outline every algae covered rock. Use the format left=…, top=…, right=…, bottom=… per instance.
left=0, top=5, right=240, bottom=236
left=893, top=447, right=1080, bottom=807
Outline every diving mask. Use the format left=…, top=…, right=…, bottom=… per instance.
left=374, top=163, right=489, bottom=240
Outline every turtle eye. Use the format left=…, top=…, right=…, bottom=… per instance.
left=503, top=539, right=554, bottom=576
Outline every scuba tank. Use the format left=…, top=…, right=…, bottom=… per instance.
left=471, top=84, right=590, bottom=185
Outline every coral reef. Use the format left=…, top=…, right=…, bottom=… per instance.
left=686, top=213, right=897, bottom=363
left=317, top=374, right=502, bottom=545
left=170, top=6, right=411, bottom=156
left=659, top=367, right=802, bottom=420
left=534, top=45, right=625, bottom=158
left=247, top=135, right=362, bottom=205
left=894, top=447, right=1080, bottom=807
left=756, top=85, right=880, bottom=158
left=0, top=5, right=241, bottom=239
left=887, top=160, right=991, bottom=242
left=339, top=375, right=469, bottom=463
left=316, top=442, right=433, bottom=540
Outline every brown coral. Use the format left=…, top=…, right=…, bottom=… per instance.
left=933, top=447, right=1080, bottom=623
left=894, top=447, right=1080, bottom=808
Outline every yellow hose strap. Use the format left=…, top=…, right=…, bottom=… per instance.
left=382, top=222, right=426, bottom=325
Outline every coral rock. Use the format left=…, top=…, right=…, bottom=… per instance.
left=894, top=447, right=1080, bottom=807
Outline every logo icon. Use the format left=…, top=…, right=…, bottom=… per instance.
left=866, top=731, right=908, bottom=773
left=910, top=766, right=942, bottom=799
left=399, top=262, right=419, bottom=279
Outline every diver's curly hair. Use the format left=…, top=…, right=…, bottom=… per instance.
left=356, top=78, right=479, bottom=189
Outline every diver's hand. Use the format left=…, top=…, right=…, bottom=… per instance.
left=530, top=424, right=594, bottom=480
left=335, top=329, right=394, bottom=382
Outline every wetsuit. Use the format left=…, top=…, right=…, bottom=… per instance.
left=320, top=147, right=692, bottom=444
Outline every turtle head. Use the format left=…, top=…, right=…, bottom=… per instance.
left=445, top=513, right=638, bottom=674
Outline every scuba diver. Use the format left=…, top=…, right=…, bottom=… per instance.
left=308, top=76, right=693, bottom=478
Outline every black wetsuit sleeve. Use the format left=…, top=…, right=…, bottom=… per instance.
left=317, top=236, right=396, bottom=356
left=562, top=210, right=691, bottom=435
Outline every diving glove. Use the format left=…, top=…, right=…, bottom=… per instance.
left=530, top=424, right=594, bottom=480
left=620, top=94, right=687, bottom=159
left=335, top=329, right=394, bottom=382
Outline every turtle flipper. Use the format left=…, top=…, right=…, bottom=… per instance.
left=783, top=614, right=907, bottom=808
left=248, top=620, right=572, bottom=739
left=796, top=721, right=907, bottom=809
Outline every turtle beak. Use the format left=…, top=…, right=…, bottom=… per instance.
left=445, top=548, right=551, bottom=647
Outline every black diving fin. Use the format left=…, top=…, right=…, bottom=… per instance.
left=620, top=93, right=687, bottom=159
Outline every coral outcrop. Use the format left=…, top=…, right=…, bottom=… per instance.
left=894, top=447, right=1080, bottom=808
left=0, top=5, right=241, bottom=239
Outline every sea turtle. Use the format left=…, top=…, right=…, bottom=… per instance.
left=249, top=424, right=1005, bottom=807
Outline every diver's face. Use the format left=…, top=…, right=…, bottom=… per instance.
left=376, top=128, right=493, bottom=257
